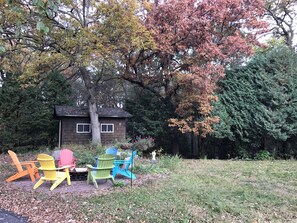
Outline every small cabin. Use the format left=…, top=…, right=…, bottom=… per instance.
left=55, top=105, right=132, bottom=147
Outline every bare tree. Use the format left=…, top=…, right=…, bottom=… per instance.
left=265, top=0, right=297, bottom=48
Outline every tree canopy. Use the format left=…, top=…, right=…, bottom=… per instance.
left=213, top=45, right=297, bottom=157
left=122, top=0, right=267, bottom=136
left=0, top=0, right=267, bottom=145
left=0, top=71, right=72, bottom=149
left=0, top=0, right=154, bottom=144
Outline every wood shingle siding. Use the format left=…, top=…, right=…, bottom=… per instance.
left=55, top=106, right=131, bottom=146
left=61, top=117, right=91, bottom=145
left=100, top=118, right=127, bottom=145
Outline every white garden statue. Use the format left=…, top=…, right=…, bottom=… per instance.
left=151, top=150, right=157, bottom=163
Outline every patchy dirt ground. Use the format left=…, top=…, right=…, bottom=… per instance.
left=0, top=152, right=167, bottom=222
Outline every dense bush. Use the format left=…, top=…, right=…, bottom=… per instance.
left=133, top=136, right=155, bottom=151
left=254, top=150, right=272, bottom=160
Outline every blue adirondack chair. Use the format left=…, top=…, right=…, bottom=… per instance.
left=106, top=147, right=118, bottom=156
left=95, top=147, right=118, bottom=167
left=112, top=150, right=137, bottom=180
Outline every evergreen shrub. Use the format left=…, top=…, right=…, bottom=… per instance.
left=254, top=150, right=272, bottom=160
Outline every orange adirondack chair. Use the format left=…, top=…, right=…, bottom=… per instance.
left=6, top=150, right=40, bottom=183
left=58, top=148, right=77, bottom=170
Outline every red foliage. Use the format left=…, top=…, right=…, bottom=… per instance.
left=124, top=0, right=267, bottom=135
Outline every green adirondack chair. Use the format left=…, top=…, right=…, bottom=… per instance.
left=86, top=154, right=115, bottom=188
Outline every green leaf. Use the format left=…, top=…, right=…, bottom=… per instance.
left=37, top=21, right=49, bottom=33
left=32, top=0, right=38, bottom=6
left=46, top=9, right=51, bottom=17
left=36, top=21, right=44, bottom=31
left=49, top=0, right=56, bottom=9
left=15, top=29, right=20, bottom=38
left=43, top=26, right=49, bottom=33
left=36, top=0, right=45, bottom=9
left=0, top=45, right=5, bottom=53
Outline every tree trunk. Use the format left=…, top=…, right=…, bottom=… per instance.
left=89, top=101, right=101, bottom=145
left=172, top=132, right=179, bottom=154
left=192, top=133, right=199, bottom=158
left=80, top=66, right=101, bottom=145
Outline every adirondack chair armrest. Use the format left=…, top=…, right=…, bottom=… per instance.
left=56, top=165, right=72, bottom=170
left=93, top=165, right=115, bottom=170
left=86, top=164, right=98, bottom=171
left=39, top=165, right=71, bottom=171
left=19, top=161, right=38, bottom=165
left=39, top=167, right=57, bottom=171
left=17, top=161, right=38, bottom=169
left=11, top=161, right=37, bottom=171
left=114, top=160, right=131, bottom=167
left=114, top=160, right=126, bottom=165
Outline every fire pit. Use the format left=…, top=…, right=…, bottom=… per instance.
left=69, top=168, right=88, bottom=181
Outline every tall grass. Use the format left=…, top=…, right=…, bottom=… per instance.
left=134, top=154, right=182, bottom=174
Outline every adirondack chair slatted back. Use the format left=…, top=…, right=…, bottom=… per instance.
left=106, top=147, right=118, bottom=156
left=8, top=150, right=23, bottom=172
left=95, top=155, right=115, bottom=178
left=37, top=154, right=57, bottom=180
left=95, top=153, right=115, bottom=167
left=59, top=149, right=75, bottom=167
left=100, top=154, right=115, bottom=159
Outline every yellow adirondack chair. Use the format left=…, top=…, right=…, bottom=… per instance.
left=6, top=150, right=40, bottom=183
left=33, top=154, right=71, bottom=191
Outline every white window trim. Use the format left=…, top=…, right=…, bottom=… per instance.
left=101, top=123, right=114, bottom=133
left=76, top=123, right=91, bottom=133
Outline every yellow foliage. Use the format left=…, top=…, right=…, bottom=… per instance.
left=0, top=0, right=155, bottom=82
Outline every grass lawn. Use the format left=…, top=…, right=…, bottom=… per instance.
left=1, top=154, right=297, bottom=222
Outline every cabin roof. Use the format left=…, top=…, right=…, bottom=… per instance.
left=55, top=105, right=132, bottom=118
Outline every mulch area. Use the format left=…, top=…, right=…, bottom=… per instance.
left=0, top=153, right=167, bottom=222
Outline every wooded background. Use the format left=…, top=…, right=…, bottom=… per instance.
left=0, top=0, right=296, bottom=159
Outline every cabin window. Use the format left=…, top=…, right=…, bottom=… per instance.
left=101, top=124, right=114, bottom=133
left=76, top=123, right=91, bottom=133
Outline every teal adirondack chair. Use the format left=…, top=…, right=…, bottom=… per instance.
left=86, top=154, right=115, bottom=188
left=112, top=150, right=137, bottom=180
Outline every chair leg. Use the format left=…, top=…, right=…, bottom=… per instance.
left=65, top=169, right=71, bottom=186
left=110, top=177, right=115, bottom=185
left=112, top=166, right=119, bottom=178
left=6, top=172, right=26, bottom=182
left=6, top=173, right=19, bottom=182
left=66, top=174, right=71, bottom=185
left=117, top=170, right=136, bottom=180
left=33, top=178, right=44, bottom=190
left=50, top=178, right=64, bottom=191
left=91, top=175, right=98, bottom=189
left=26, top=164, right=36, bottom=182
left=87, top=172, right=90, bottom=185
left=35, top=171, right=40, bottom=179
left=28, top=170, right=36, bottom=182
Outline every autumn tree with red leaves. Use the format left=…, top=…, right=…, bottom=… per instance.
left=122, top=0, right=267, bottom=137
left=0, top=0, right=267, bottom=146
